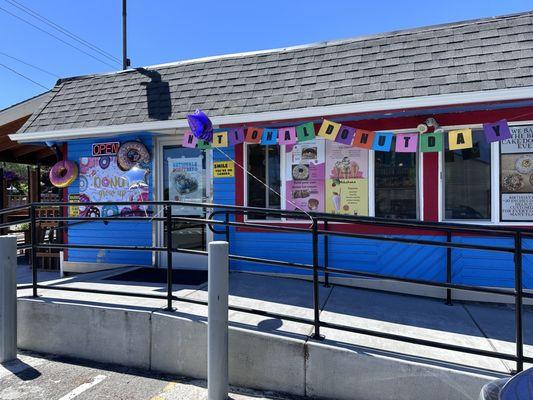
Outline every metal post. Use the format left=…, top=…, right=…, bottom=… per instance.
left=224, top=211, right=230, bottom=243
left=30, top=205, right=38, bottom=297
left=311, top=218, right=323, bottom=340
left=0, top=235, right=17, bottom=363
left=165, top=205, right=174, bottom=311
left=445, top=231, right=452, bottom=306
left=208, top=241, right=229, bottom=400
left=0, top=167, right=5, bottom=236
left=514, top=232, right=524, bottom=373
left=323, top=219, right=330, bottom=287
left=122, top=0, right=130, bottom=70
left=36, top=163, right=41, bottom=203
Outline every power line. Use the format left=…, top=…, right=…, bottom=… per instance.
left=0, top=51, right=59, bottom=78
left=4, top=0, right=121, bottom=64
left=0, top=62, right=49, bottom=90
left=0, top=5, right=119, bottom=69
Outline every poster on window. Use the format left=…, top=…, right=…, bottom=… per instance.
left=500, top=125, right=533, bottom=154
left=500, top=153, right=533, bottom=221
left=168, top=157, right=204, bottom=215
left=324, top=141, right=369, bottom=216
left=79, top=156, right=150, bottom=218
left=284, top=139, right=325, bottom=213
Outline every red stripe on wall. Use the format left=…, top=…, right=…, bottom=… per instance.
left=423, top=152, right=439, bottom=222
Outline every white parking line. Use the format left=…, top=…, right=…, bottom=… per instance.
left=57, top=374, right=107, bottom=400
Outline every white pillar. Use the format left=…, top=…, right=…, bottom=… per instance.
left=208, top=241, right=229, bottom=400
left=0, top=235, right=18, bottom=363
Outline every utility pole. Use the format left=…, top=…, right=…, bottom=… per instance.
left=122, top=0, right=130, bottom=70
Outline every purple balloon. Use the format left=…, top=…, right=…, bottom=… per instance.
left=187, top=109, right=213, bottom=142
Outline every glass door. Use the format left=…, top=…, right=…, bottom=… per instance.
left=159, top=143, right=210, bottom=269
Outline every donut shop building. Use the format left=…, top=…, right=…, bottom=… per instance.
left=10, top=12, right=533, bottom=289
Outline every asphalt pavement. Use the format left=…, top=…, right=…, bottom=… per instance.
left=0, top=352, right=300, bottom=400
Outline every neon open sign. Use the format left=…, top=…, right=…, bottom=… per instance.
left=92, top=142, right=120, bottom=156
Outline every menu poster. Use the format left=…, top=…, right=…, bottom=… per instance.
left=168, top=157, right=204, bottom=215
left=325, top=141, right=369, bottom=216
left=500, top=125, right=533, bottom=221
left=284, top=139, right=325, bottom=213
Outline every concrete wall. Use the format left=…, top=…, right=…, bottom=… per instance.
left=17, top=298, right=501, bottom=400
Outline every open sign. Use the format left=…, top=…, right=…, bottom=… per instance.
left=92, top=142, right=120, bottom=156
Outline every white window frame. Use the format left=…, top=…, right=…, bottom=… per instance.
left=438, top=120, right=533, bottom=226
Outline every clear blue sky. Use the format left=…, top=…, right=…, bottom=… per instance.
left=0, top=0, right=531, bottom=109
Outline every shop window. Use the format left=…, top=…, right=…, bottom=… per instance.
left=246, top=144, right=281, bottom=219
left=444, top=130, right=491, bottom=220
left=375, top=137, right=418, bottom=219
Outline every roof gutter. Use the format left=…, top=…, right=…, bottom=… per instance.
left=10, top=86, right=533, bottom=143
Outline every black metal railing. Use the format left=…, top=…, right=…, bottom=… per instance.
left=5, top=200, right=533, bottom=373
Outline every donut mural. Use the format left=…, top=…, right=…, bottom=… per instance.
left=49, top=160, right=78, bottom=188
left=78, top=155, right=150, bottom=218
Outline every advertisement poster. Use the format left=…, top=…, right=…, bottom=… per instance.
left=68, top=194, right=80, bottom=217
left=168, top=157, right=204, bottom=215
left=284, top=139, right=325, bottom=212
left=500, top=125, right=533, bottom=154
left=79, top=156, right=150, bottom=217
left=500, top=125, right=533, bottom=221
left=325, top=141, right=369, bottom=216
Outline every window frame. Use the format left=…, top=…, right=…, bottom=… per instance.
left=439, top=121, right=533, bottom=226
left=243, top=138, right=423, bottom=223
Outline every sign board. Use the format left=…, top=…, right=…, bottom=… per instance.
left=500, top=125, right=533, bottom=221
left=500, top=126, right=533, bottom=154
left=92, top=142, right=120, bottom=157
left=168, top=157, right=204, bottom=215
left=213, top=161, right=235, bottom=178
left=68, top=194, right=80, bottom=217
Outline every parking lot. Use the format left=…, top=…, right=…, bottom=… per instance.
left=0, top=352, right=296, bottom=400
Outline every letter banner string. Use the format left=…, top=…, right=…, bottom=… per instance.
left=182, top=118, right=514, bottom=153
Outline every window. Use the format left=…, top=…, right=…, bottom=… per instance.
left=374, top=137, right=418, bottom=219
left=444, top=130, right=491, bottom=220
left=246, top=144, right=281, bottom=219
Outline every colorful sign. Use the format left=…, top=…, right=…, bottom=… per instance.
left=68, top=194, right=80, bottom=217
left=213, top=161, right=235, bottom=178
left=285, top=139, right=325, bottom=213
left=448, top=129, right=473, bottom=150
left=168, top=157, right=204, bottom=215
left=325, top=141, right=368, bottom=216
left=395, top=133, right=418, bottom=153
left=79, top=156, right=150, bottom=217
left=420, top=132, right=443, bottom=152
left=92, top=142, right=120, bottom=156
left=484, top=120, right=512, bottom=143
left=372, top=132, right=393, bottom=152
left=317, top=119, right=341, bottom=141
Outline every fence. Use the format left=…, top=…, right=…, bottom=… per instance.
left=6, top=200, right=533, bottom=373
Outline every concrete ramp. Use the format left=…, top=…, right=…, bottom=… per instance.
left=16, top=270, right=524, bottom=400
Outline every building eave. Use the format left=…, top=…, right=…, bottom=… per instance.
left=10, top=86, right=533, bottom=143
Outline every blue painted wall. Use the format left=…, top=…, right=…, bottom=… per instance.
left=66, top=134, right=153, bottom=265
left=212, top=147, right=533, bottom=289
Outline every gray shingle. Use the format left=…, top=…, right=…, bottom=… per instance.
left=19, top=11, right=533, bottom=134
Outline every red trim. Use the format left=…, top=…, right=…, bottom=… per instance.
left=423, top=152, right=439, bottom=222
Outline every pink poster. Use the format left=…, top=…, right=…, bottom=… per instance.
left=284, top=139, right=325, bottom=213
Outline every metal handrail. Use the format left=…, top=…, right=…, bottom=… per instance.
left=12, top=200, right=533, bottom=374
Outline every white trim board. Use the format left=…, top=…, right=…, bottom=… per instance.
left=10, top=86, right=533, bottom=143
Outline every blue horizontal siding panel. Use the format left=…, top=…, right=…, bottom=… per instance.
left=66, top=134, right=153, bottom=265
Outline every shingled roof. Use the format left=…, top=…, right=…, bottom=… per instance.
left=18, top=11, right=533, bottom=134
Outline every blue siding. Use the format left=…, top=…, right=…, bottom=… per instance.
left=66, top=134, right=153, bottom=265
left=212, top=148, right=533, bottom=289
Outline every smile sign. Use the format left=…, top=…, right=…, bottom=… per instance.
left=92, top=142, right=120, bottom=156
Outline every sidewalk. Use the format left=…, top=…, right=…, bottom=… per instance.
left=0, top=352, right=298, bottom=400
